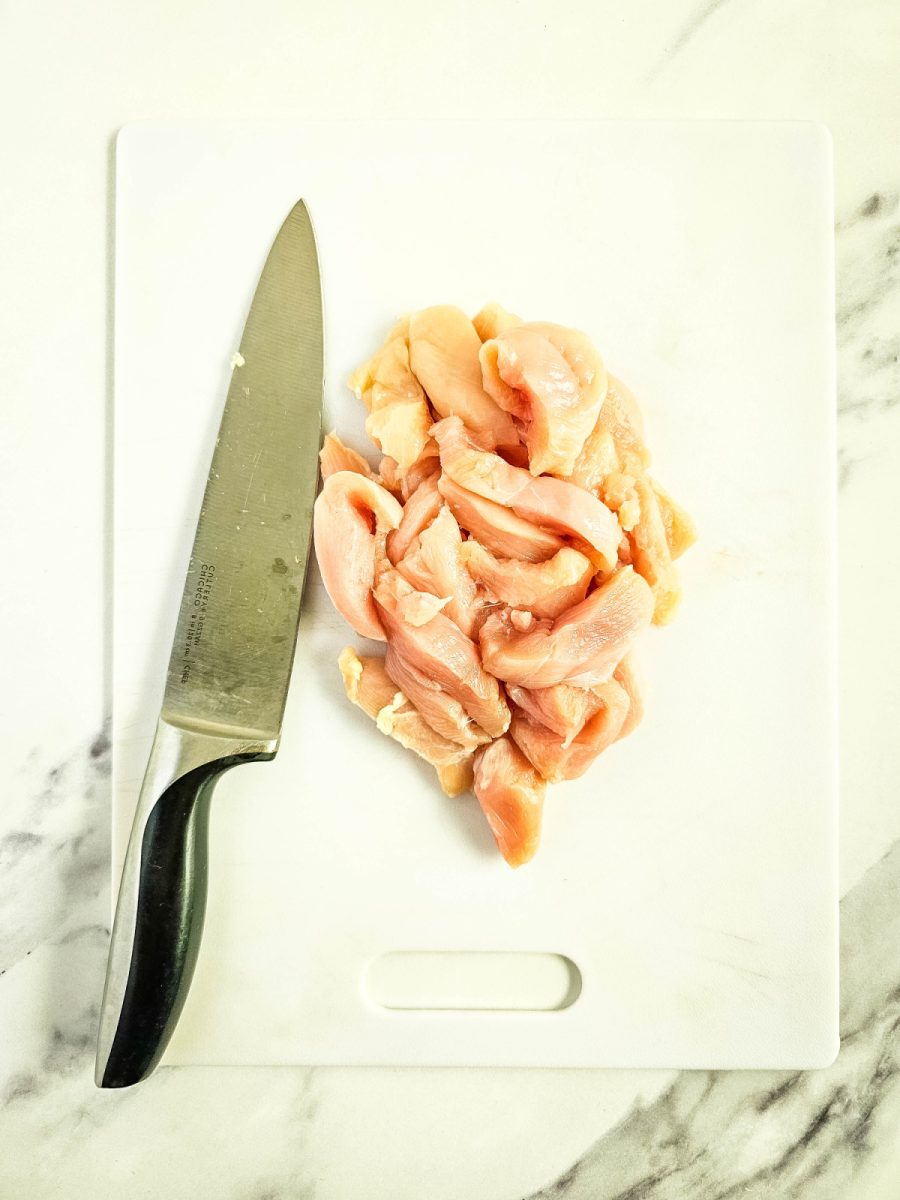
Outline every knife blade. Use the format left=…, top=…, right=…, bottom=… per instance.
left=95, top=199, right=323, bottom=1088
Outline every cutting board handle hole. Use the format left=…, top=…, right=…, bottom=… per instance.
left=363, top=951, right=582, bottom=1012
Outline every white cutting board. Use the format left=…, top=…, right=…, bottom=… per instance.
left=114, top=121, right=838, bottom=1068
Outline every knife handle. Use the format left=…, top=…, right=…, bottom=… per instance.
left=95, top=720, right=276, bottom=1088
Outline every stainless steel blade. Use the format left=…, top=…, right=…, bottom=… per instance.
left=161, top=200, right=323, bottom=742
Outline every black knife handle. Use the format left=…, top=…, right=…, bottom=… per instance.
left=97, top=748, right=273, bottom=1089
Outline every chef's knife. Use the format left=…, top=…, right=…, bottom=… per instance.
left=95, top=200, right=323, bottom=1088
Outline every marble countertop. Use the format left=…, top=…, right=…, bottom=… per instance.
left=2, top=1, right=899, bottom=1195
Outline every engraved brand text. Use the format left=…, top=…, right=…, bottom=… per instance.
left=180, top=562, right=216, bottom=684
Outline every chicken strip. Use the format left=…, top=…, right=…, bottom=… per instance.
left=378, top=440, right=441, bottom=502
left=597, top=374, right=651, bottom=477
left=568, top=425, right=619, bottom=493
left=650, top=478, right=697, bottom=560
left=319, top=431, right=376, bottom=481
left=480, top=321, right=608, bottom=477
left=438, top=475, right=566, bottom=563
left=432, top=415, right=620, bottom=569
left=613, top=653, right=644, bottom=740
left=472, top=301, right=522, bottom=343
left=374, top=570, right=510, bottom=738
left=479, top=566, right=654, bottom=688
left=339, top=648, right=473, bottom=797
left=386, top=473, right=443, bottom=565
left=349, top=323, right=434, bottom=469
left=461, top=541, right=593, bottom=621
left=505, top=682, right=598, bottom=745
left=394, top=505, right=479, bottom=637
left=473, top=736, right=546, bottom=868
left=384, top=643, right=490, bottom=752
left=407, top=306, right=520, bottom=450
left=629, top=476, right=682, bottom=625
left=313, top=472, right=403, bottom=640
left=598, top=472, right=642, bottom=533
left=510, top=679, right=630, bottom=783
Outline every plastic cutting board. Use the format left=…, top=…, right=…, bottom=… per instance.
left=113, top=121, right=838, bottom=1068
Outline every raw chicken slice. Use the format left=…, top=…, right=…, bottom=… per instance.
left=461, top=542, right=593, bottom=620
left=319, top=431, right=375, bottom=480
left=510, top=679, right=630, bottom=782
left=394, top=505, right=479, bottom=637
left=437, top=760, right=474, bottom=797
left=629, top=477, right=682, bottom=625
left=616, top=535, right=633, bottom=566
left=598, top=472, right=642, bottom=532
left=479, top=566, right=655, bottom=688
left=437, top=476, right=566, bottom=563
left=473, top=736, right=546, bottom=868
left=374, top=570, right=511, bottom=738
left=313, top=471, right=403, bottom=640
left=400, top=592, right=451, bottom=627
left=568, top=423, right=619, bottom=493
left=613, top=653, right=644, bottom=739
left=378, top=442, right=441, bottom=502
left=339, top=648, right=473, bottom=797
left=498, top=442, right=531, bottom=469
left=505, top=682, right=598, bottom=744
left=480, top=322, right=608, bottom=477
left=407, top=306, right=520, bottom=450
left=349, top=326, right=433, bottom=469
left=386, top=474, right=443, bottom=565
left=651, top=479, right=697, bottom=560
left=321, top=301, right=694, bottom=866
left=567, top=375, right=650, bottom=488
left=437, top=761, right=474, bottom=796
left=432, top=416, right=621, bottom=569
left=597, top=374, right=651, bottom=476
left=472, top=301, right=521, bottom=343
left=384, top=643, right=490, bottom=752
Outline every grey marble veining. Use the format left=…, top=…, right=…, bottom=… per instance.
left=529, top=843, right=900, bottom=1199
left=1, top=738, right=110, bottom=1112
left=836, top=191, right=900, bottom=488
left=651, top=0, right=736, bottom=73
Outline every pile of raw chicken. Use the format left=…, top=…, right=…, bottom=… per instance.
left=313, top=304, right=695, bottom=867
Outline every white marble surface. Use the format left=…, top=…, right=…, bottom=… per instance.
left=2, top=1, right=899, bottom=1195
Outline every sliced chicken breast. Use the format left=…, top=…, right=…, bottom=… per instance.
left=374, top=570, right=511, bottom=739
left=461, top=541, right=593, bottom=620
left=480, top=321, right=608, bottom=477
left=438, top=475, right=566, bottom=563
left=394, top=505, right=479, bottom=637
left=349, top=325, right=434, bottom=469
left=408, top=306, right=520, bottom=450
left=479, top=566, right=654, bottom=688
left=313, top=471, right=403, bottom=640
left=472, top=301, right=522, bottom=343
left=319, top=431, right=376, bottom=480
left=339, top=648, right=473, bottom=797
left=629, top=477, right=682, bottom=625
left=510, top=679, right=630, bottom=782
left=473, top=736, right=546, bottom=867
left=432, top=415, right=620, bottom=569
left=505, top=682, right=598, bottom=744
